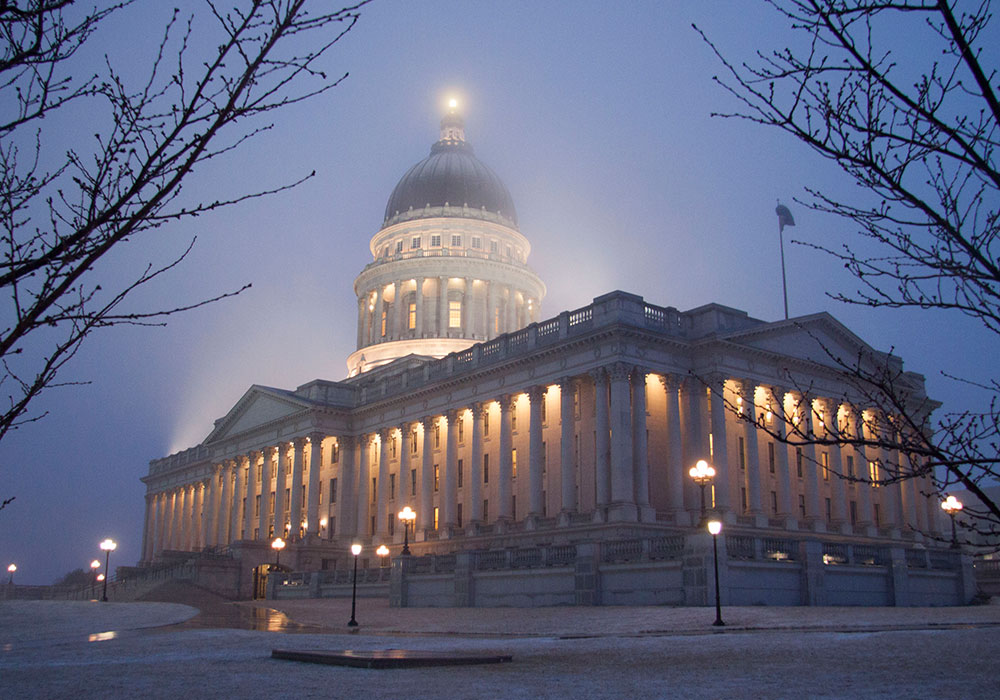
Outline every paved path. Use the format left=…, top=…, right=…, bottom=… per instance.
left=2, top=599, right=998, bottom=699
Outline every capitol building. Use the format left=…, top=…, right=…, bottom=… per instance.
left=135, top=105, right=972, bottom=606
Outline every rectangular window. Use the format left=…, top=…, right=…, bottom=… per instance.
left=770, top=490, right=778, bottom=515
left=873, top=503, right=881, bottom=526
left=483, top=499, right=489, bottom=521
left=255, top=494, right=261, bottom=517
left=430, top=234, right=441, bottom=247
left=768, top=442, right=775, bottom=473
left=846, top=455, right=855, bottom=478
left=574, top=386, right=581, bottom=418
left=410, top=429, right=418, bottom=454
left=739, top=437, right=746, bottom=470
left=395, top=239, right=403, bottom=253
left=741, top=487, right=748, bottom=512
left=490, top=240, right=498, bottom=253
left=411, top=236, right=421, bottom=249
left=390, top=473, right=396, bottom=500
left=542, top=441, right=547, bottom=473
left=371, top=515, right=376, bottom=536
left=388, top=514, right=395, bottom=536
left=483, top=454, right=490, bottom=483
left=541, top=397, right=547, bottom=424
left=319, top=485, right=323, bottom=506
left=458, top=459, right=464, bottom=488
left=458, top=417, right=465, bottom=442
left=380, top=310, right=387, bottom=337
left=850, top=500, right=858, bottom=525
left=269, top=492, right=275, bottom=515
left=822, top=452, right=830, bottom=480
left=331, top=442, right=340, bottom=464
left=542, top=491, right=547, bottom=517
left=484, top=411, right=490, bottom=436
left=825, top=497, right=832, bottom=521
left=330, top=478, right=337, bottom=504
left=451, top=234, right=462, bottom=247
left=408, top=303, right=416, bottom=329
left=410, top=468, right=417, bottom=496
left=390, top=437, right=397, bottom=459
left=434, top=424, right=440, bottom=448
left=433, top=507, right=439, bottom=530
left=449, top=300, right=461, bottom=328
left=512, top=494, right=516, bottom=520
left=796, top=447, right=803, bottom=477
left=869, top=460, right=879, bottom=485
left=511, top=448, right=517, bottom=478
left=372, top=477, right=377, bottom=502
left=798, top=494, right=806, bottom=517
left=434, top=465, right=439, bottom=491
left=511, top=408, right=517, bottom=432
left=472, top=236, right=482, bottom=249
left=457, top=502, right=463, bottom=527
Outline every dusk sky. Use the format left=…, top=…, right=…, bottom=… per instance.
left=2, top=0, right=992, bottom=584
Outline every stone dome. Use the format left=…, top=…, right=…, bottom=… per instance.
left=383, top=111, right=518, bottom=229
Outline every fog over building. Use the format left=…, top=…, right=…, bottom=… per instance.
left=137, top=105, right=971, bottom=606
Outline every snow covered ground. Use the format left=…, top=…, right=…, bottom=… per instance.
left=2, top=599, right=998, bottom=699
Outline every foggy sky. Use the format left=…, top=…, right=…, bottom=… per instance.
left=2, top=0, right=992, bottom=584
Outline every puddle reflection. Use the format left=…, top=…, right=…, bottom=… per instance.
left=87, top=631, right=117, bottom=642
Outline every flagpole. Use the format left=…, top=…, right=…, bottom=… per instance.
left=779, top=219, right=789, bottom=320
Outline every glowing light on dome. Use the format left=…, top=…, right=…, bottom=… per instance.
left=448, top=97, right=458, bottom=111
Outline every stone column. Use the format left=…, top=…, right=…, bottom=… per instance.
left=396, top=280, right=407, bottom=340
left=438, top=276, right=449, bottom=336
left=707, top=375, right=731, bottom=517
left=195, top=479, right=208, bottom=550
left=470, top=404, right=484, bottom=522
left=680, top=377, right=709, bottom=518
left=141, top=494, right=153, bottom=562
left=608, top=362, right=636, bottom=521
left=258, top=446, right=275, bottom=539
left=663, top=375, right=687, bottom=522
left=415, top=277, right=425, bottom=337
left=399, top=424, right=412, bottom=510
left=376, top=429, right=390, bottom=536
left=822, top=401, right=848, bottom=533
left=374, top=285, right=384, bottom=342
left=176, top=485, right=189, bottom=550
left=245, top=451, right=259, bottom=540
left=528, top=386, right=545, bottom=517
left=739, top=380, right=764, bottom=523
left=154, top=492, right=166, bottom=557
left=232, top=456, right=247, bottom=542
left=852, top=408, right=875, bottom=533
left=444, top=410, right=459, bottom=528
left=559, top=377, right=577, bottom=515
left=169, top=489, right=181, bottom=550
left=356, top=435, right=372, bottom=538
left=216, top=462, right=233, bottom=545
left=286, top=438, right=304, bottom=539
left=591, top=368, right=611, bottom=510
left=770, top=386, right=797, bottom=529
left=201, top=468, right=217, bottom=548
left=306, top=434, right=323, bottom=537
left=486, top=282, right=497, bottom=339
left=339, top=437, right=358, bottom=538
left=499, top=395, right=515, bottom=519
left=361, top=293, right=371, bottom=346
left=632, top=367, right=652, bottom=520
left=463, top=277, right=473, bottom=336
left=420, top=418, right=435, bottom=531
left=506, top=286, right=516, bottom=332
left=275, top=442, right=290, bottom=537
left=801, top=397, right=824, bottom=531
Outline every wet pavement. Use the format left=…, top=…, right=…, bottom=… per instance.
left=165, top=601, right=328, bottom=633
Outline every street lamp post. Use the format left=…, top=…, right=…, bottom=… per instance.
left=7, top=563, right=15, bottom=585
left=99, top=539, right=117, bottom=602
left=941, top=495, right=964, bottom=549
left=707, top=520, right=725, bottom=627
left=689, top=459, right=716, bottom=523
left=348, top=543, right=362, bottom=627
left=398, top=506, right=416, bottom=555
left=271, top=537, right=286, bottom=566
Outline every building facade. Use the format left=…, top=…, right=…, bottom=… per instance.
left=137, top=106, right=966, bottom=605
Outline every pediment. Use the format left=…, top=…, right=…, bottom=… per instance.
left=204, top=386, right=312, bottom=444
left=721, top=313, right=883, bottom=371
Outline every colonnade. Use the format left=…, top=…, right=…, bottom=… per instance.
left=356, top=277, right=536, bottom=348
left=141, top=365, right=938, bottom=563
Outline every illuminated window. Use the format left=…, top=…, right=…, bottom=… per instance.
left=380, top=310, right=386, bottom=337
left=494, top=307, right=500, bottom=333
left=768, top=442, right=775, bottom=473
left=433, top=507, right=439, bottom=529
left=410, top=430, right=417, bottom=454
left=484, top=411, right=490, bottom=436
left=331, top=441, right=339, bottom=463
left=490, top=240, right=498, bottom=253
left=431, top=234, right=441, bottom=246
left=256, top=463, right=262, bottom=482
left=483, top=454, right=489, bottom=483
left=822, top=452, right=830, bottom=480
left=254, top=494, right=260, bottom=517
left=449, top=300, right=461, bottom=328
left=869, top=460, right=879, bottom=485
left=472, top=236, right=482, bottom=249
left=411, top=236, right=421, bottom=249
left=511, top=408, right=517, bottom=432
left=512, top=448, right=518, bottom=478
left=395, top=239, right=403, bottom=253
left=269, top=492, right=275, bottom=515
left=390, top=438, right=397, bottom=459
left=434, top=465, right=439, bottom=491
left=458, top=417, right=464, bottom=442
left=451, top=234, right=461, bottom=246
left=434, top=423, right=441, bottom=448
left=372, top=477, right=376, bottom=501
left=408, top=303, right=416, bottom=329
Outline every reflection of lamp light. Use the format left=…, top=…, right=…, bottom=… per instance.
left=398, top=506, right=416, bottom=555
left=707, top=520, right=724, bottom=627
left=689, top=460, right=716, bottom=523
left=99, top=539, right=116, bottom=602
left=941, top=495, right=964, bottom=549
left=349, top=544, right=362, bottom=627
